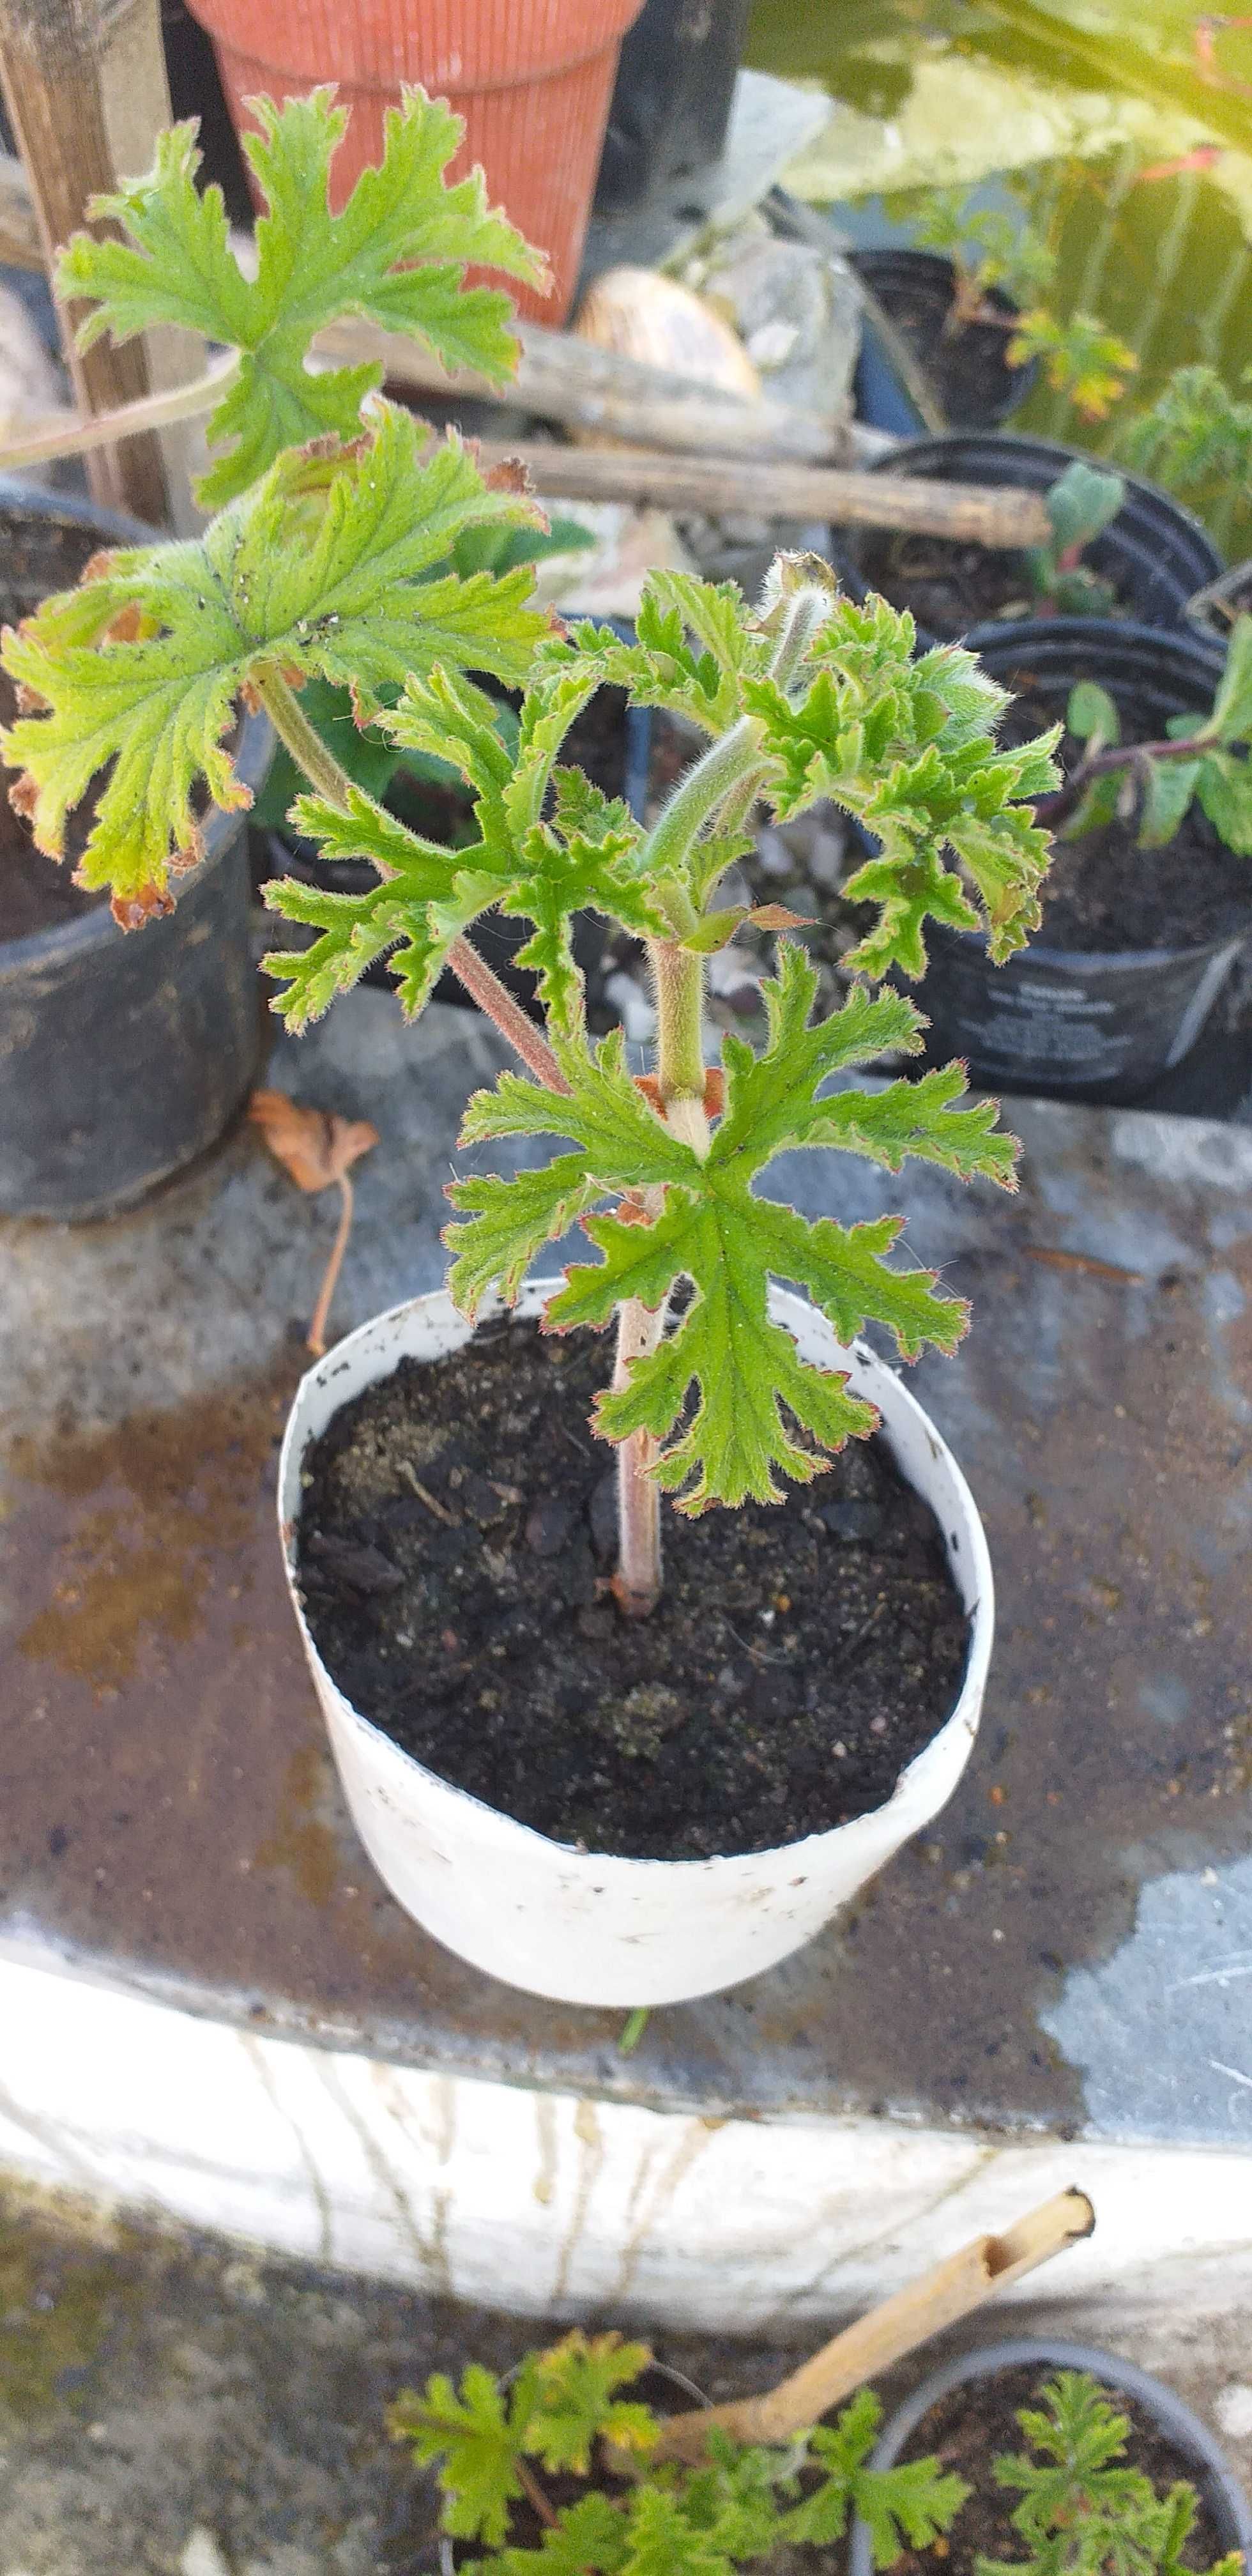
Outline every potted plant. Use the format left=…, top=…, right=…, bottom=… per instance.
left=850, top=2345, right=1251, bottom=2576
left=1, top=101, right=1062, bottom=2011
left=851, top=193, right=1136, bottom=438
left=181, top=0, right=645, bottom=322
left=0, top=89, right=614, bottom=1211
left=390, top=2336, right=969, bottom=2575
left=915, top=615, right=1252, bottom=1104
left=386, top=2327, right=1251, bottom=2575
left=847, top=437, right=1223, bottom=643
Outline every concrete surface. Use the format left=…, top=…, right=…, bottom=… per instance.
left=1, top=987, right=1250, bottom=2318
left=0, top=2178, right=1249, bottom=2576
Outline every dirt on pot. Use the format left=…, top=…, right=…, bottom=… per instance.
left=295, top=1316, right=969, bottom=1862
left=891, top=2365, right=1230, bottom=2576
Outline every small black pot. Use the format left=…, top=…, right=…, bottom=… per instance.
left=0, top=482, right=272, bottom=1222
left=851, top=248, right=1039, bottom=434
left=919, top=618, right=1247, bottom=1107
left=864, top=434, right=1223, bottom=637
left=848, top=2338, right=1252, bottom=2576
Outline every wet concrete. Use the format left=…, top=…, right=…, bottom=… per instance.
left=1, top=993, right=1249, bottom=2143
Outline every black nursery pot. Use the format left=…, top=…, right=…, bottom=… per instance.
left=866, top=433, right=1224, bottom=637
left=850, top=248, right=1039, bottom=434
left=848, top=2339, right=1252, bottom=2576
left=920, top=618, right=1248, bottom=1107
left=0, top=482, right=271, bottom=1222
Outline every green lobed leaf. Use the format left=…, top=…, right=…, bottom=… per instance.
left=388, top=2360, right=540, bottom=2547
left=526, top=2333, right=657, bottom=2477
left=57, top=89, right=546, bottom=505
left=470, top=2493, right=630, bottom=2576
left=446, top=951, right=1012, bottom=1509
left=1, top=408, right=549, bottom=917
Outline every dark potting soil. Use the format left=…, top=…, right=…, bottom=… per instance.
left=869, top=272, right=1025, bottom=430
left=1004, top=680, right=1252, bottom=952
left=892, top=2365, right=1228, bottom=2576
left=0, top=503, right=114, bottom=943
left=296, top=1317, right=969, bottom=1861
left=857, top=528, right=1041, bottom=641
left=855, top=526, right=1141, bottom=642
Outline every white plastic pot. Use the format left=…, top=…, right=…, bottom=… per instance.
left=278, top=1278, right=993, bottom=2007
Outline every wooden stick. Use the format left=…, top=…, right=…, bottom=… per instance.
left=315, top=315, right=849, bottom=465
left=474, top=438, right=1053, bottom=549
left=650, top=2188, right=1095, bottom=2464
left=0, top=0, right=198, bottom=527
left=0, top=146, right=40, bottom=270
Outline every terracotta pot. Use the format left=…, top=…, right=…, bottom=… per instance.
left=185, top=0, right=646, bottom=321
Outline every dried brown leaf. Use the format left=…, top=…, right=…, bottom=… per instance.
left=248, top=1089, right=379, bottom=1194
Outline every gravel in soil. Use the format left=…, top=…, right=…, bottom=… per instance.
left=296, top=1316, right=969, bottom=1862
left=892, top=2365, right=1230, bottom=2576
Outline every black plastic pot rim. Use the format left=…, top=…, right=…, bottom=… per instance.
left=873, top=432, right=1222, bottom=555
left=931, top=921, right=1251, bottom=977
left=848, top=2335, right=1252, bottom=2576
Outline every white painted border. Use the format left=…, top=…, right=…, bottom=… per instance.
left=3, top=1950, right=1252, bottom=2327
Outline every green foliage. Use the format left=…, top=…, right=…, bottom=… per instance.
left=911, top=192, right=1057, bottom=316
left=1051, top=616, right=1252, bottom=858
left=391, top=2341, right=966, bottom=2576
left=0, top=408, right=550, bottom=917
left=1120, top=364, right=1252, bottom=523
left=57, top=89, right=546, bottom=506
left=979, top=2370, right=1244, bottom=2576
left=1008, top=307, right=1138, bottom=420
left=447, top=945, right=1015, bottom=1512
left=1025, top=464, right=1126, bottom=617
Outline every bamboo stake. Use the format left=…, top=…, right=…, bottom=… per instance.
left=649, top=2188, right=1095, bottom=2465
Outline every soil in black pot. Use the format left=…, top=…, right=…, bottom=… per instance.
left=892, top=2365, right=1229, bottom=2576
left=1002, top=679, right=1252, bottom=953
left=863, top=266, right=1025, bottom=431
left=296, top=1316, right=970, bottom=1860
left=853, top=526, right=1145, bottom=642
left=0, top=504, right=113, bottom=943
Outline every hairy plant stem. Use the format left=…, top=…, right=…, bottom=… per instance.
left=253, top=668, right=569, bottom=1093
left=609, top=585, right=828, bottom=1616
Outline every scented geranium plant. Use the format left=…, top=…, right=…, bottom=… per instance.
left=1037, top=617, right=1252, bottom=853
left=389, top=2332, right=969, bottom=2575
left=1, top=95, right=1061, bottom=1621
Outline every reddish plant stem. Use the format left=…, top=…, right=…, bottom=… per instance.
left=1035, top=731, right=1206, bottom=834
left=307, top=1172, right=355, bottom=1356
left=611, top=1289, right=667, bottom=1621
left=445, top=934, right=569, bottom=1093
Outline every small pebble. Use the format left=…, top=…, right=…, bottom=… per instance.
left=526, top=1494, right=574, bottom=1557
left=820, top=1498, right=884, bottom=1544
